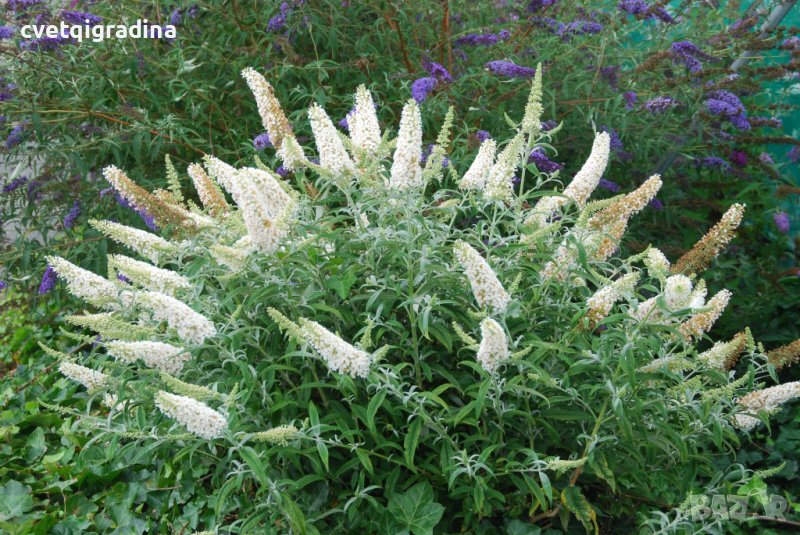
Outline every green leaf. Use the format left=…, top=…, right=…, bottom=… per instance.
left=367, top=388, right=387, bottom=437
left=240, top=446, right=270, bottom=487
left=403, top=417, right=422, bottom=469
left=0, top=480, right=33, bottom=521
left=325, top=271, right=357, bottom=300
left=560, top=486, right=597, bottom=534
left=388, top=482, right=445, bottom=535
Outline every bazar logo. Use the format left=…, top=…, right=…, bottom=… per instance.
left=689, top=494, right=789, bottom=522
left=19, top=20, right=176, bottom=43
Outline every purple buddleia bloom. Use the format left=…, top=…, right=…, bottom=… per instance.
left=644, top=96, right=678, bottom=113
left=0, top=27, right=14, bottom=40
left=253, top=132, right=273, bottom=150
left=618, top=0, right=649, bottom=15
left=599, top=66, right=619, bottom=89
left=38, top=266, right=57, bottom=294
left=528, top=0, right=558, bottom=11
left=774, top=212, right=790, bottom=234
left=485, top=60, right=536, bottom=79
left=423, top=61, right=452, bottom=83
left=475, top=130, right=491, bottom=142
left=8, top=0, right=44, bottom=11
left=601, top=126, right=623, bottom=153
left=411, top=77, right=438, bottom=103
left=599, top=178, right=621, bottom=192
left=498, top=29, right=511, bottom=40
left=698, top=156, right=730, bottom=170
left=20, top=35, right=70, bottom=51
left=455, top=33, right=499, bottom=46
left=781, top=36, right=800, bottom=50
left=671, top=40, right=711, bottom=74
left=540, top=120, right=557, bottom=131
left=62, top=11, right=102, bottom=26
left=117, top=273, right=132, bottom=284
left=63, top=201, right=81, bottom=229
left=788, top=146, right=800, bottom=163
left=648, top=198, right=664, bottom=210
left=338, top=108, right=355, bottom=131
left=0, top=84, right=15, bottom=102
left=730, top=150, right=747, bottom=167
left=276, top=165, right=289, bottom=177
left=759, top=152, right=774, bottom=165
left=170, top=8, right=183, bottom=26
left=6, top=122, right=26, bottom=148
left=0, top=280, right=7, bottom=291
left=187, top=4, right=200, bottom=18
left=267, top=2, right=291, bottom=33
left=623, top=91, right=637, bottom=110
left=528, top=149, right=563, bottom=172
left=705, top=90, right=749, bottom=130
left=2, top=175, right=28, bottom=193
left=559, top=20, right=603, bottom=38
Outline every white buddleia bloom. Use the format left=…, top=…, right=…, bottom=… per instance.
left=689, top=280, right=707, bottom=309
left=586, top=272, right=640, bottom=324
left=241, top=67, right=307, bottom=170
left=698, top=333, right=746, bottom=370
left=109, top=254, right=190, bottom=296
left=349, top=85, right=382, bottom=155
left=679, top=289, right=732, bottom=340
left=206, top=158, right=291, bottom=252
left=644, top=248, right=671, bottom=277
left=155, top=390, right=227, bottom=439
left=734, top=381, right=800, bottom=430
left=484, top=133, right=523, bottom=202
left=59, top=361, right=109, bottom=390
left=454, top=240, right=510, bottom=313
left=90, top=219, right=176, bottom=264
left=459, top=139, right=496, bottom=190
left=187, top=162, right=229, bottom=216
left=46, top=256, right=127, bottom=308
left=664, top=275, right=693, bottom=311
left=300, top=319, right=372, bottom=378
left=308, top=103, right=357, bottom=177
left=526, top=131, right=610, bottom=227
left=252, top=424, right=301, bottom=446
left=138, top=291, right=216, bottom=345
left=202, top=155, right=238, bottom=194
left=238, top=167, right=294, bottom=220
left=637, top=355, right=688, bottom=374
left=476, top=317, right=509, bottom=373
left=520, top=64, right=544, bottom=140
left=389, top=99, right=424, bottom=191
left=211, top=243, right=251, bottom=271
left=105, top=340, right=191, bottom=375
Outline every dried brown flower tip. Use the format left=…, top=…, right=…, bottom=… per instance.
left=671, top=204, right=745, bottom=275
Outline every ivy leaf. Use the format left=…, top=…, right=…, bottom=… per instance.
left=0, top=480, right=33, bottom=521
left=325, top=271, right=357, bottom=300
left=561, top=485, right=598, bottom=534
left=388, top=482, right=445, bottom=535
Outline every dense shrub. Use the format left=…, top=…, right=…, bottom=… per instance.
left=28, top=69, right=800, bottom=533
left=1, top=1, right=798, bottom=346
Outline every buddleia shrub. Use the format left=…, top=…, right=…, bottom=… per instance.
left=2, top=1, right=799, bottom=344
left=39, top=67, right=800, bottom=533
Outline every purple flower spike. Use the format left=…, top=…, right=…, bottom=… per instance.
left=623, top=91, right=637, bottom=110
left=528, top=149, right=563, bottom=172
left=411, top=77, right=438, bottom=103
left=485, top=60, right=537, bottom=79
left=774, top=212, right=790, bottom=234
left=599, top=178, right=621, bottom=192
left=475, top=130, right=491, bottom=142
left=644, top=96, right=678, bottom=113
left=253, top=132, right=273, bottom=150
left=63, top=201, right=81, bottom=229
left=38, top=266, right=57, bottom=294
